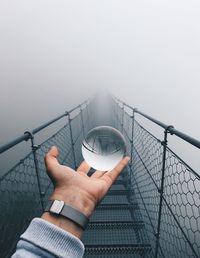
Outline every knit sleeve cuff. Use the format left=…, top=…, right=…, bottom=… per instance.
left=20, top=218, right=85, bottom=258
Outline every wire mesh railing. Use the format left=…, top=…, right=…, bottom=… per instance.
left=1, top=94, right=200, bottom=258
left=111, top=96, right=200, bottom=258
left=0, top=99, right=96, bottom=258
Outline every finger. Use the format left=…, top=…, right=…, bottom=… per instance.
left=77, top=160, right=91, bottom=174
left=91, top=170, right=106, bottom=178
left=103, top=156, right=130, bottom=183
left=44, top=146, right=60, bottom=171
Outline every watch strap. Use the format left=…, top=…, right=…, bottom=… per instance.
left=45, top=200, right=89, bottom=230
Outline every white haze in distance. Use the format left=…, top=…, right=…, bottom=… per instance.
left=0, top=0, right=200, bottom=168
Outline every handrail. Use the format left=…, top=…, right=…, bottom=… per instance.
left=0, top=99, right=89, bottom=154
left=113, top=95, right=200, bottom=149
left=113, top=95, right=200, bottom=257
left=32, top=113, right=66, bottom=135
left=0, top=134, right=30, bottom=154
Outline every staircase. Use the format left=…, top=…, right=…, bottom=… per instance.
left=83, top=168, right=153, bottom=257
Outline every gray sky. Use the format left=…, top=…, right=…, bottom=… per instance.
left=0, top=0, right=200, bottom=146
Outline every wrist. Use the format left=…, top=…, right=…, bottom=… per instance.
left=42, top=212, right=83, bottom=239
left=41, top=187, right=96, bottom=239
left=50, top=187, right=96, bottom=218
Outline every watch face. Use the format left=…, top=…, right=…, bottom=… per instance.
left=50, top=200, right=64, bottom=214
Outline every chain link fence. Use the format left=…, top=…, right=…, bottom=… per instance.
left=1, top=95, right=200, bottom=258
left=111, top=96, right=200, bottom=258
left=0, top=99, right=96, bottom=258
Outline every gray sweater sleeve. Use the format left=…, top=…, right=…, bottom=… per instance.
left=11, top=218, right=85, bottom=258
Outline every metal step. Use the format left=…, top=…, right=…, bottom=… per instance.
left=84, top=244, right=152, bottom=258
left=82, top=222, right=145, bottom=246
left=110, top=184, right=126, bottom=190
left=83, top=169, right=152, bottom=257
left=96, top=204, right=139, bottom=210
left=106, top=190, right=129, bottom=195
left=90, top=204, right=139, bottom=222
left=100, top=194, right=129, bottom=204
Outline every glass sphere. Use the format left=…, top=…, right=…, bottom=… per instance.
left=82, top=126, right=126, bottom=171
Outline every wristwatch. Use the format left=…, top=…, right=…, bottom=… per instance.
left=45, top=200, right=89, bottom=230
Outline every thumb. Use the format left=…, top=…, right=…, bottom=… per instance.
left=44, top=146, right=60, bottom=172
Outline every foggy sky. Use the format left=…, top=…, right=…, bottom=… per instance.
left=1, top=0, right=200, bottom=146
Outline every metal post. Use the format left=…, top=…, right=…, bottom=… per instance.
left=128, top=108, right=135, bottom=191
left=155, top=126, right=173, bottom=257
left=113, top=99, right=116, bottom=127
left=25, top=131, right=44, bottom=211
left=116, top=100, right=119, bottom=128
left=115, top=100, right=119, bottom=128
left=114, top=100, right=118, bottom=128
left=121, top=103, right=124, bottom=133
left=79, top=104, right=85, bottom=138
left=66, top=112, right=77, bottom=170
left=130, top=108, right=136, bottom=167
left=86, top=101, right=90, bottom=129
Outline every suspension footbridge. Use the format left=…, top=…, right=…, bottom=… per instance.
left=0, top=95, right=200, bottom=258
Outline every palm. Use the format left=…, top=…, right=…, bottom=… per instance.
left=65, top=166, right=113, bottom=203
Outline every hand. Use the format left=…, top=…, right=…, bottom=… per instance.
left=42, top=146, right=130, bottom=237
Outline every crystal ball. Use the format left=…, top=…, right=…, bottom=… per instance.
left=82, top=126, right=126, bottom=171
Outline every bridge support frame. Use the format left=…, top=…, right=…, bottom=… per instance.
left=155, top=125, right=173, bottom=257
left=25, top=131, right=44, bottom=211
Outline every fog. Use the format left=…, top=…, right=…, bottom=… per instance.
left=1, top=1, right=200, bottom=172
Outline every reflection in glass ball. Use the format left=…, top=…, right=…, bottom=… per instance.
left=82, top=126, right=126, bottom=171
